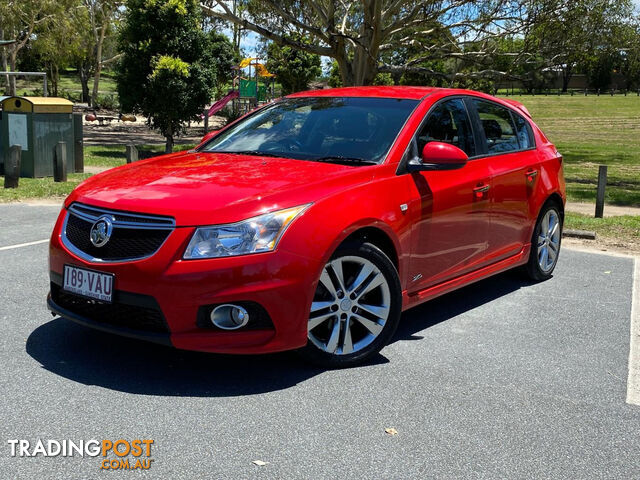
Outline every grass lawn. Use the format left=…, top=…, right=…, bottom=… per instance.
left=565, top=212, right=640, bottom=240
left=14, top=70, right=118, bottom=97
left=85, top=144, right=196, bottom=168
left=506, top=95, right=640, bottom=207
left=0, top=173, right=92, bottom=203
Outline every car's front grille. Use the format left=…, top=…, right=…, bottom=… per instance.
left=51, top=283, right=168, bottom=333
left=62, top=203, right=175, bottom=262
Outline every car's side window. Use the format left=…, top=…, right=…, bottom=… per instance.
left=512, top=112, right=534, bottom=150
left=472, top=100, right=520, bottom=154
left=416, top=98, right=476, bottom=157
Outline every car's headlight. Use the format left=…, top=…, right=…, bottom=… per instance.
left=183, top=204, right=310, bottom=259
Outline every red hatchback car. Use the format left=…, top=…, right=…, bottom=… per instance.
left=48, top=86, right=565, bottom=367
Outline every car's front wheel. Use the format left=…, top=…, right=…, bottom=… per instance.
left=299, top=242, right=402, bottom=368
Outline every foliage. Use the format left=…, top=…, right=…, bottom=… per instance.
left=525, top=0, right=634, bottom=92
left=116, top=0, right=217, bottom=151
left=265, top=35, right=321, bottom=94
left=201, top=0, right=570, bottom=86
left=328, top=60, right=341, bottom=88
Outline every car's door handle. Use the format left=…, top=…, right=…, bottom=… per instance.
left=473, top=184, right=490, bottom=198
left=526, top=169, right=538, bottom=182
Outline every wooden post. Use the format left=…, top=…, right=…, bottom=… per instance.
left=125, top=145, right=138, bottom=164
left=74, top=139, right=84, bottom=173
left=203, top=108, right=209, bottom=134
left=54, top=142, right=67, bottom=182
left=4, top=145, right=21, bottom=189
left=595, top=165, right=608, bottom=218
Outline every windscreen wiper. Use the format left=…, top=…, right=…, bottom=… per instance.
left=312, top=156, right=377, bottom=165
left=214, top=150, right=287, bottom=158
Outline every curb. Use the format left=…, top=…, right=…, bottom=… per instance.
left=563, top=229, right=597, bottom=240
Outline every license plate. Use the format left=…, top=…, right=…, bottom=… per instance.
left=63, top=265, right=114, bottom=302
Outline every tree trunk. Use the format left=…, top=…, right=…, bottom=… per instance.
left=562, top=66, right=573, bottom=93
left=91, top=23, right=108, bottom=108
left=165, top=134, right=174, bottom=153
left=79, top=62, right=91, bottom=104
left=0, top=28, right=9, bottom=95
left=8, top=50, right=17, bottom=96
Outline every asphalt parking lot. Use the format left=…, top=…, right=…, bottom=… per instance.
left=1, top=203, right=639, bottom=479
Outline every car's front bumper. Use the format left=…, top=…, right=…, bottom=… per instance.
left=48, top=208, right=322, bottom=354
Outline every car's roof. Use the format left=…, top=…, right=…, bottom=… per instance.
left=286, top=86, right=533, bottom=118
left=286, top=86, right=441, bottom=100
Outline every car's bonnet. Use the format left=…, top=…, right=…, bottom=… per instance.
left=66, top=151, right=375, bottom=226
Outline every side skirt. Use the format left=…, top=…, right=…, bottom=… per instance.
left=401, top=244, right=531, bottom=311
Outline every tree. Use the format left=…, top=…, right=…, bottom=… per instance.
left=527, top=0, right=634, bottom=92
left=200, top=0, right=565, bottom=86
left=0, top=0, right=61, bottom=95
left=117, top=0, right=217, bottom=152
left=85, top=0, right=122, bottom=106
left=265, top=35, right=321, bottom=94
left=620, top=21, right=640, bottom=90
left=28, top=0, right=83, bottom=96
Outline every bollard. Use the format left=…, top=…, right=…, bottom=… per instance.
left=54, top=142, right=67, bottom=182
left=4, top=145, right=21, bottom=189
left=125, top=145, right=138, bottom=164
left=74, top=139, right=84, bottom=173
left=595, top=165, right=608, bottom=218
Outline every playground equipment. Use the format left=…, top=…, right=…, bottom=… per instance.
left=203, top=57, right=276, bottom=128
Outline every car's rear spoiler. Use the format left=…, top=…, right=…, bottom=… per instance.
left=501, top=98, right=532, bottom=118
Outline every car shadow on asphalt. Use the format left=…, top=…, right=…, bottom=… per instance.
left=26, top=270, right=530, bottom=397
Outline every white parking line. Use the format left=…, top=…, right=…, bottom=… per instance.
left=627, top=258, right=640, bottom=406
left=0, top=239, right=49, bottom=251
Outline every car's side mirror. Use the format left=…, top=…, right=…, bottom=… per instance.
left=407, top=142, right=468, bottom=172
left=199, top=129, right=220, bottom=145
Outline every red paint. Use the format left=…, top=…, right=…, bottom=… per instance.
left=49, top=87, right=565, bottom=354
left=421, top=142, right=468, bottom=166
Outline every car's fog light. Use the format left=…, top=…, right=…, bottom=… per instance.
left=210, top=304, right=250, bottom=330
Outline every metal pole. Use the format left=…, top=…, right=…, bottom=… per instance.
left=595, top=165, right=608, bottom=218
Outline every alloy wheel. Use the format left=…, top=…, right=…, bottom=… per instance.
left=308, top=256, right=391, bottom=355
left=537, top=209, right=560, bottom=273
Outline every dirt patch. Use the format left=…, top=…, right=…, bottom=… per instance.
left=563, top=236, right=640, bottom=256
left=566, top=202, right=640, bottom=217
left=82, top=115, right=227, bottom=146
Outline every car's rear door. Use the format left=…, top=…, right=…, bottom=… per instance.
left=468, top=98, right=538, bottom=263
left=404, top=97, right=493, bottom=293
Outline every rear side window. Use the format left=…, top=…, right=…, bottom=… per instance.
left=512, top=113, right=534, bottom=149
left=473, top=100, right=519, bottom=154
left=417, top=98, right=475, bottom=157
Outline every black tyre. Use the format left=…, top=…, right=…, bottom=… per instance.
left=525, top=202, right=563, bottom=281
left=299, top=242, right=402, bottom=368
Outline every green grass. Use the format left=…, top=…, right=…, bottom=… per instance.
left=85, top=144, right=196, bottom=168
left=0, top=144, right=195, bottom=202
left=506, top=95, right=640, bottom=207
left=0, top=173, right=92, bottom=203
left=564, top=212, right=640, bottom=240
left=14, top=70, right=118, bottom=97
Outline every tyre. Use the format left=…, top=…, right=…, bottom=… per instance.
left=299, top=242, right=402, bottom=368
left=525, top=202, right=563, bottom=281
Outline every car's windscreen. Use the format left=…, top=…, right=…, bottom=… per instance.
left=201, top=97, right=419, bottom=165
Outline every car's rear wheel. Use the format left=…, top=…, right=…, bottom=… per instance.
left=299, top=242, right=402, bottom=368
left=525, top=202, right=562, bottom=281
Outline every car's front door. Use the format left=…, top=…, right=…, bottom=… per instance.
left=405, top=97, right=493, bottom=294
left=469, top=99, right=538, bottom=263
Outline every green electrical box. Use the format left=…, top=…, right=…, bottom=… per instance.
left=0, top=96, right=80, bottom=178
